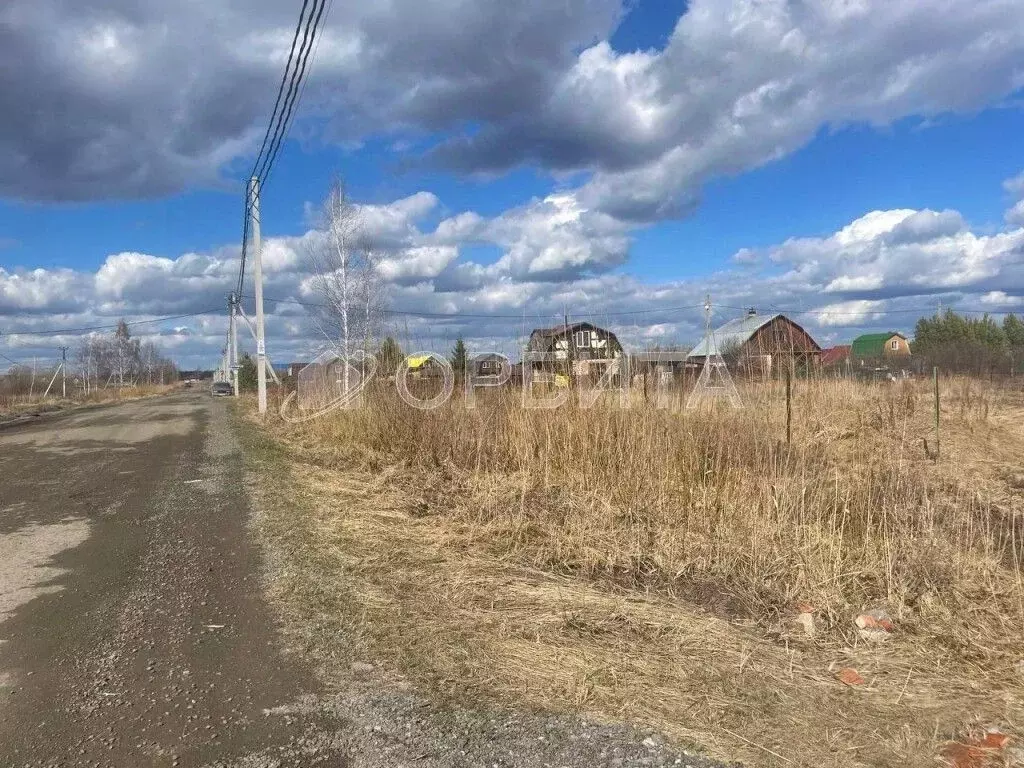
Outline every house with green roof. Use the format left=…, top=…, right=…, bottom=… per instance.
left=850, top=332, right=911, bottom=363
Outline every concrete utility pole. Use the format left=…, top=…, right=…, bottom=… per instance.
left=249, top=176, right=267, bottom=414
left=228, top=293, right=239, bottom=397
left=59, top=346, right=68, bottom=398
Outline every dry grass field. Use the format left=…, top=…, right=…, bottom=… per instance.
left=244, top=375, right=1024, bottom=767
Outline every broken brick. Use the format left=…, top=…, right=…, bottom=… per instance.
left=836, top=668, right=864, bottom=686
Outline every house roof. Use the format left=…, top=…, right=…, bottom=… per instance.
left=851, top=332, right=906, bottom=358
left=687, top=313, right=781, bottom=358
left=530, top=321, right=601, bottom=338
left=821, top=345, right=851, bottom=366
left=406, top=354, right=433, bottom=369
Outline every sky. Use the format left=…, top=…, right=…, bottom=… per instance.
left=1, top=0, right=1024, bottom=369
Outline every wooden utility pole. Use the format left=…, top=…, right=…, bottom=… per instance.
left=785, top=367, right=792, bottom=444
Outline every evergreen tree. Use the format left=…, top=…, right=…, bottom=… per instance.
left=913, top=309, right=1012, bottom=373
left=238, top=353, right=258, bottom=391
left=1004, top=313, right=1024, bottom=347
left=377, top=336, right=404, bottom=376
left=450, top=337, right=468, bottom=376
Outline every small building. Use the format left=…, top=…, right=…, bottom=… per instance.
left=851, top=332, right=911, bottom=363
left=527, top=322, right=623, bottom=380
left=406, top=354, right=444, bottom=377
left=471, top=353, right=508, bottom=379
left=687, top=310, right=820, bottom=376
left=630, top=350, right=697, bottom=382
left=277, top=362, right=308, bottom=378
left=821, top=345, right=852, bottom=368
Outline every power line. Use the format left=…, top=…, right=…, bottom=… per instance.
left=0, top=350, right=30, bottom=367
left=256, top=0, right=328, bottom=190
left=238, top=0, right=328, bottom=298
left=246, top=294, right=705, bottom=319
left=259, top=0, right=331, bottom=193
left=717, top=303, right=1009, bottom=317
left=0, top=309, right=218, bottom=338
left=246, top=293, right=1020, bottom=322
left=238, top=0, right=312, bottom=298
left=247, top=0, right=312, bottom=183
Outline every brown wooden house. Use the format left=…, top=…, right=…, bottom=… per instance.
left=687, top=309, right=820, bottom=376
left=526, top=322, right=623, bottom=382
left=471, top=353, right=509, bottom=379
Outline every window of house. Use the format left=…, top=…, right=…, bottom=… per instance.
left=890, top=339, right=899, bottom=350
left=573, top=330, right=591, bottom=348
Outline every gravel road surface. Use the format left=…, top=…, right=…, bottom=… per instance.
left=0, top=392, right=734, bottom=768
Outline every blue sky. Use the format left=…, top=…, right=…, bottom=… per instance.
left=1, top=0, right=1024, bottom=366
left=5, top=97, right=1020, bottom=278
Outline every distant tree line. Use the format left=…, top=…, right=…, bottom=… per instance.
left=913, top=310, right=1024, bottom=374
left=75, top=320, right=177, bottom=391
left=1, top=319, right=177, bottom=398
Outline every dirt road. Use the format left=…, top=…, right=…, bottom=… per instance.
left=0, top=392, right=347, bottom=767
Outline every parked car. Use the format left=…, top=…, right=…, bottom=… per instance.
left=211, top=381, right=234, bottom=397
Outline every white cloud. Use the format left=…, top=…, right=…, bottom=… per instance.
left=1005, top=171, right=1024, bottom=225
left=5, top=0, right=1022, bottom=227
left=981, top=290, right=1024, bottom=306
left=1007, top=199, right=1024, bottom=227
left=4, top=182, right=1024, bottom=367
left=764, top=208, right=1023, bottom=298
left=376, top=246, right=458, bottom=282
left=813, top=300, right=888, bottom=327
left=419, top=0, right=1024, bottom=227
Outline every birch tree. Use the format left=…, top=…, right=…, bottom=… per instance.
left=307, top=179, right=382, bottom=393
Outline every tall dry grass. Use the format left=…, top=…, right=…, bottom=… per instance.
left=280, top=377, right=1023, bottom=643
left=253, top=375, right=1024, bottom=766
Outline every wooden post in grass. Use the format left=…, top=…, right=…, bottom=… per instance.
left=933, top=366, right=940, bottom=459
left=785, top=367, right=792, bottom=445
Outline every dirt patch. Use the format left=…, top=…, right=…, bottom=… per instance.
left=0, top=516, right=89, bottom=624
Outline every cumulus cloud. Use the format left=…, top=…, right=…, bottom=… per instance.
left=431, top=0, right=1024, bottom=222
left=4, top=182, right=1024, bottom=367
left=4, top=0, right=1023, bottom=224
left=376, top=246, right=459, bottom=283
left=762, top=208, right=1024, bottom=300
left=1005, top=171, right=1024, bottom=226
left=0, top=0, right=619, bottom=201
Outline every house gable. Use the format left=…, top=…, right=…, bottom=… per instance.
left=688, top=312, right=820, bottom=359
left=527, top=322, right=621, bottom=361
left=851, top=332, right=909, bottom=359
